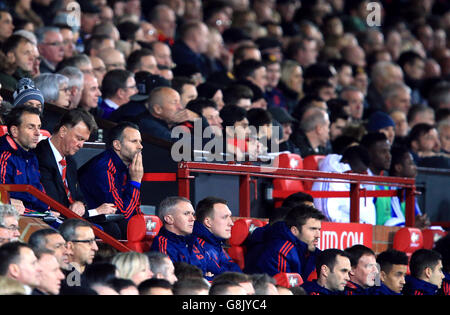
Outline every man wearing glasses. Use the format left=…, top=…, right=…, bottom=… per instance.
left=0, top=204, right=21, bottom=246
left=59, top=218, right=98, bottom=274
left=36, top=26, right=65, bottom=73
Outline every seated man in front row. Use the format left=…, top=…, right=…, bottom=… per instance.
left=190, top=196, right=242, bottom=281
left=35, top=108, right=119, bottom=236
left=78, top=122, right=144, bottom=239
left=150, top=196, right=207, bottom=277
left=0, top=106, right=51, bottom=214
left=245, top=204, right=325, bottom=281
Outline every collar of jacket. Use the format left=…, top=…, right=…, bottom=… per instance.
left=1, top=135, right=35, bottom=159
left=192, top=221, right=225, bottom=247
left=407, top=276, right=439, bottom=295
left=160, top=226, right=193, bottom=245
left=106, top=148, right=128, bottom=173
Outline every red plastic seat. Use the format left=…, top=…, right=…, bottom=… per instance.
left=273, top=273, right=303, bottom=288
left=393, top=227, right=424, bottom=274
left=126, top=214, right=162, bottom=252
left=272, top=153, right=304, bottom=207
left=422, top=229, right=447, bottom=249
left=228, top=218, right=267, bottom=270
left=302, top=155, right=325, bottom=190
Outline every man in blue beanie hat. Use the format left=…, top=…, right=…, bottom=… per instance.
left=367, top=111, right=396, bottom=144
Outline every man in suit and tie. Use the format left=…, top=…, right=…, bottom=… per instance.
left=34, top=109, right=117, bottom=230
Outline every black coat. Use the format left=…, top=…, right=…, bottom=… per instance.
left=34, top=139, right=85, bottom=209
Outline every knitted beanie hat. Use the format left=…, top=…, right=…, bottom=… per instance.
left=367, top=111, right=396, bottom=132
left=13, top=78, right=45, bottom=107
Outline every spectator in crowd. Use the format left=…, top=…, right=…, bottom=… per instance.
left=35, top=73, right=71, bottom=132
left=220, top=104, right=250, bottom=160
left=0, top=204, right=20, bottom=246
left=403, top=249, right=445, bottom=295
left=278, top=60, right=304, bottom=112
left=57, top=67, right=84, bottom=110
left=234, top=59, right=268, bottom=94
left=245, top=204, right=324, bottom=280
left=78, top=73, right=103, bottom=118
left=111, top=278, right=139, bottom=295
left=344, top=245, right=378, bottom=295
left=302, top=248, right=351, bottom=295
left=312, top=145, right=376, bottom=224
left=390, top=110, right=409, bottom=140
left=97, top=47, right=126, bottom=72
left=172, top=76, right=198, bottom=108
left=209, top=279, right=248, bottom=295
left=33, top=249, right=65, bottom=295
left=138, top=278, right=173, bottom=295
left=339, top=86, right=365, bottom=122
left=438, top=120, right=450, bottom=154
left=407, top=104, right=435, bottom=130
left=151, top=41, right=174, bottom=69
left=78, top=122, right=144, bottom=239
left=59, top=218, right=98, bottom=274
left=366, top=111, right=396, bottom=145
left=366, top=61, right=404, bottom=114
left=186, top=98, right=223, bottom=138
left=223, top=84, right=253, bottom=111
left=56, top=54, right=94, bottom=76
left=0, top=9, right=14, bottom=45
left=285, top=37, right=318, bottom=68
left=146, top=252, right=178, bottom=285
left=28, top=228, right=71, bottom=271
left=82, top=262, right=118, bottom=295
left=369, top=249, right=408, bottom=295
left=90, top=56, right=107, bottom=87
left=173, top=278, right=210, bottom=295
left=397, top=51, right=425, bottom=105
left=212, top=271, right=255, bottom=295
left=0, top=106, right=50, bottom=215
left=150, top=196, right=206, bottom=275
left=0, top=34, right=36, bottom=94
left=171, top=21, right=210, bottom=78
left=361, top=132, right=392, bottom=177
left=148, top=4, right=177, bottom=45
left=126, top=48, right=159, bottom=75
left=290, top=106, right=331, bottom=157
left=0, top=241, right=42, bottom=295
left=139, top=86, right=199, bottom=141
left=174, top=261, right=204, bottom=281
left=99, top=69, right=138, bottom=119
left=12, top=77, right=44, bottom=112
left=111, top=252, right=153, bottom=286
left=191, top=196, right=241, bottom=280
left=269, top=106, right=297, bottom=152
left=382, top=82, right=412, bottom=115
left=36, top=27, right=64, bottom=73
left=251, top=273, right=279, bottom=295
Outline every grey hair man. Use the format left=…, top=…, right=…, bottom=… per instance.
left=0, top=204, right=20, bottom=246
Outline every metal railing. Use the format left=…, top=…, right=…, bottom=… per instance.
left=177, top=162, right=418, bottom=226
left=0, top=184, right=130, bottom=252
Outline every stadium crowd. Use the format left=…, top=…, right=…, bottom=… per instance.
left=0, top=0, right=449, bottom=295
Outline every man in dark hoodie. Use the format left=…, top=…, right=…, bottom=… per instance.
left=244, top=204, right=325, bottom=281
left=190, top=197, right=241, bottom=281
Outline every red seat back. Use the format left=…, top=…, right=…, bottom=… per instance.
left=422, top=229, right=447, bottom=249
left=229, top=218, right=266, bottom=246
left=272, top=153, right=304, bottom=207
left=302, top=155, right=325, bottom=190
left=274, top=273, right=303, bottom=288
left=126, top=215, right=162, bottom=252
left=228, top=246, right=246, bottom=270
left=0, top=125, right=7, bottom=137
left=393, top=227, right=423, bottom=254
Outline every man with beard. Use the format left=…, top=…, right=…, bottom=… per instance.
left=245, top=204, right=325, bottom=281
left=78, top=122, right=144, bottom=239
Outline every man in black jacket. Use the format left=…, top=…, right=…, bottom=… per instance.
left=34, top=108, right=116, bottom=219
